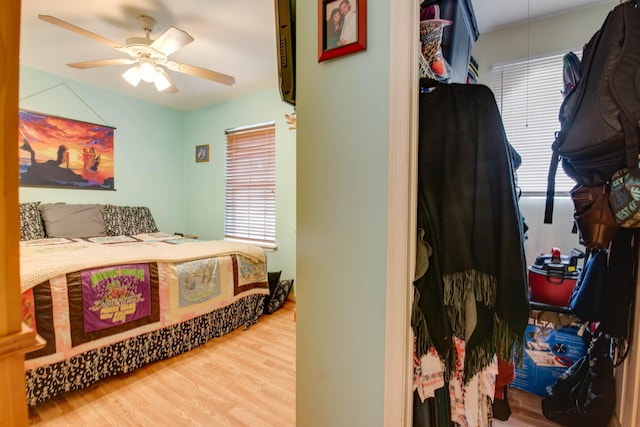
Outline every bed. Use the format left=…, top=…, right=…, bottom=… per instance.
left=19, top=202, right=269, bottom=406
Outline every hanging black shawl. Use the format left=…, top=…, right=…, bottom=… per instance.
left=412, top=82, right=529, bottom=381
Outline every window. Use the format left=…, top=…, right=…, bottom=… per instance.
left=224, top=122, right=276, bottom=248
left=492, top=52, right=579, bottom=196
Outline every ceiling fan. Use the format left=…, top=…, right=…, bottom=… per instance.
left=38, top=14, right=236, bottom=93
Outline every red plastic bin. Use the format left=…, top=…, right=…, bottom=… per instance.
left=528, top=247, right=582, bottom=307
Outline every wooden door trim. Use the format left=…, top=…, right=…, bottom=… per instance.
left=1, top=1, right=40, bottom=426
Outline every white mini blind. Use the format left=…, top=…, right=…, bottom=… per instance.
left=224, top=122, right=276, bottom=246
left=492, top=52, right=578, bottom=195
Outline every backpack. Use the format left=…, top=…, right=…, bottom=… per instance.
left=544, top=1, right=640, bottom=225
left=541, top=330, right=616, bottom=427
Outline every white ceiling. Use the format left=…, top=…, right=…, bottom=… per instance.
left=19, top=0, right=617, bottom=112
left=20, top=0, right=279, bottom=111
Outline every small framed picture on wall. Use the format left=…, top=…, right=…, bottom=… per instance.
left=195, top=144, right=209, bottom=163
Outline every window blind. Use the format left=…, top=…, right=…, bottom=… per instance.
left=224, top=122, right=276, bottom=246
left=492, top=52, right=578, bottom=196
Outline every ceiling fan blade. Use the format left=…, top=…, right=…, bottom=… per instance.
left=38, top=15, right=122, bottom=49
left=67, top=58, right=136, bottom=69
left=155, top=68, right=178, bottom=93
left=150, top=26, right=194, bottom=56
left=171, top=62, right=236, bottom=86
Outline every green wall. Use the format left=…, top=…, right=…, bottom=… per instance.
left=19, top=66, right=186, bottom=233
left=182, top=88, right=297, bottom=280
left=296, top=0, right=392, bottom=425
left=18, top=67, right=297, bottom=281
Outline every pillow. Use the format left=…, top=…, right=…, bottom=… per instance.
left=39, top=203, right=107, bottom=238
left=263, top=271, right=282, bottom=311
left=103, top=205, right=159, bottom=236
left=266, top=279, right=294, bottom=314
left=20, top=202, right=46, bottom=241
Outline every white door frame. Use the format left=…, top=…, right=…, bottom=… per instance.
left=384, top=2, right=418, bottom=426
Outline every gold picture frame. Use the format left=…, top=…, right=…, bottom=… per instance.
left=195, top=144, right=210, bottom=163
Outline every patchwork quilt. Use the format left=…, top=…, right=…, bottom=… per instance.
left=21, top=233, right=269, bottom=405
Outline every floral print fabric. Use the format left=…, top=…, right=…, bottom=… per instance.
left=266, top=279, right=293, bottom=314
left=103, top=204, right=159, bottom=236
left=20, top=202, right=46, bottom=241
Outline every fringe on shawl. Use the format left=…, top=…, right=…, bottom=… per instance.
left=494, top=314, right=525, bottom=367
left=411, top=286, right=454, bottom=374
left=443, top=269, right=525, bottom=383
left=443, top=270, right=496, bottom=336
left=412, top=286, right=434, bottom=358
left=412, top=270, right=525, bottom=383
left=460, top=314, right=526, bottom=383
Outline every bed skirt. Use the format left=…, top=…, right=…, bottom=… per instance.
left=26, top=293, right=265, bottom=406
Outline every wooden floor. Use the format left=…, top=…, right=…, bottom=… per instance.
left=28, top=301, right=296, bottom=427
left=493, top=387, right=620, bottom=427
left=493, top=388, right=564, bottom=427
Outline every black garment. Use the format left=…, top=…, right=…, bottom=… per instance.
left=413, top=82, right=529, bottom=380
left=601, top=229, right=638, bottom=342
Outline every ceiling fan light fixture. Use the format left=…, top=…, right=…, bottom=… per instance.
left=38, top=14, right=236, bottom=95
left=139, top=60, right=157, bottom=83
left=154, top=69, right=172, bottom=92
left=122, top=65, right=141, bottom=87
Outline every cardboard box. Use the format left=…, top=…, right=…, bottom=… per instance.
left=511, top=315, right=587, bottom=396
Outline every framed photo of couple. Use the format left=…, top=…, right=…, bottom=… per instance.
left=318, top=0, right=367, bottom=62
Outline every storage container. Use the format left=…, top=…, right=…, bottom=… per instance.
left=528, top=248, right=583, bottom=307
left=512, top=313, right=587, bottom=396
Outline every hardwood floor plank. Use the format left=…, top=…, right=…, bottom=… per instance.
left=493, top=387, right=568, bottom=427
left=29, top=302, right=296, bottom=427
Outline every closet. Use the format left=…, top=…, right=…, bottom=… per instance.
left=412, top=2, right=529, bottom=426
left=411, top=2, right=640, bottom=427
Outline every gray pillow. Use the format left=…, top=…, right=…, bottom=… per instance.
left=20, top=201, right=46, bottom=241
left=39, top=203, right=107, bottom=238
